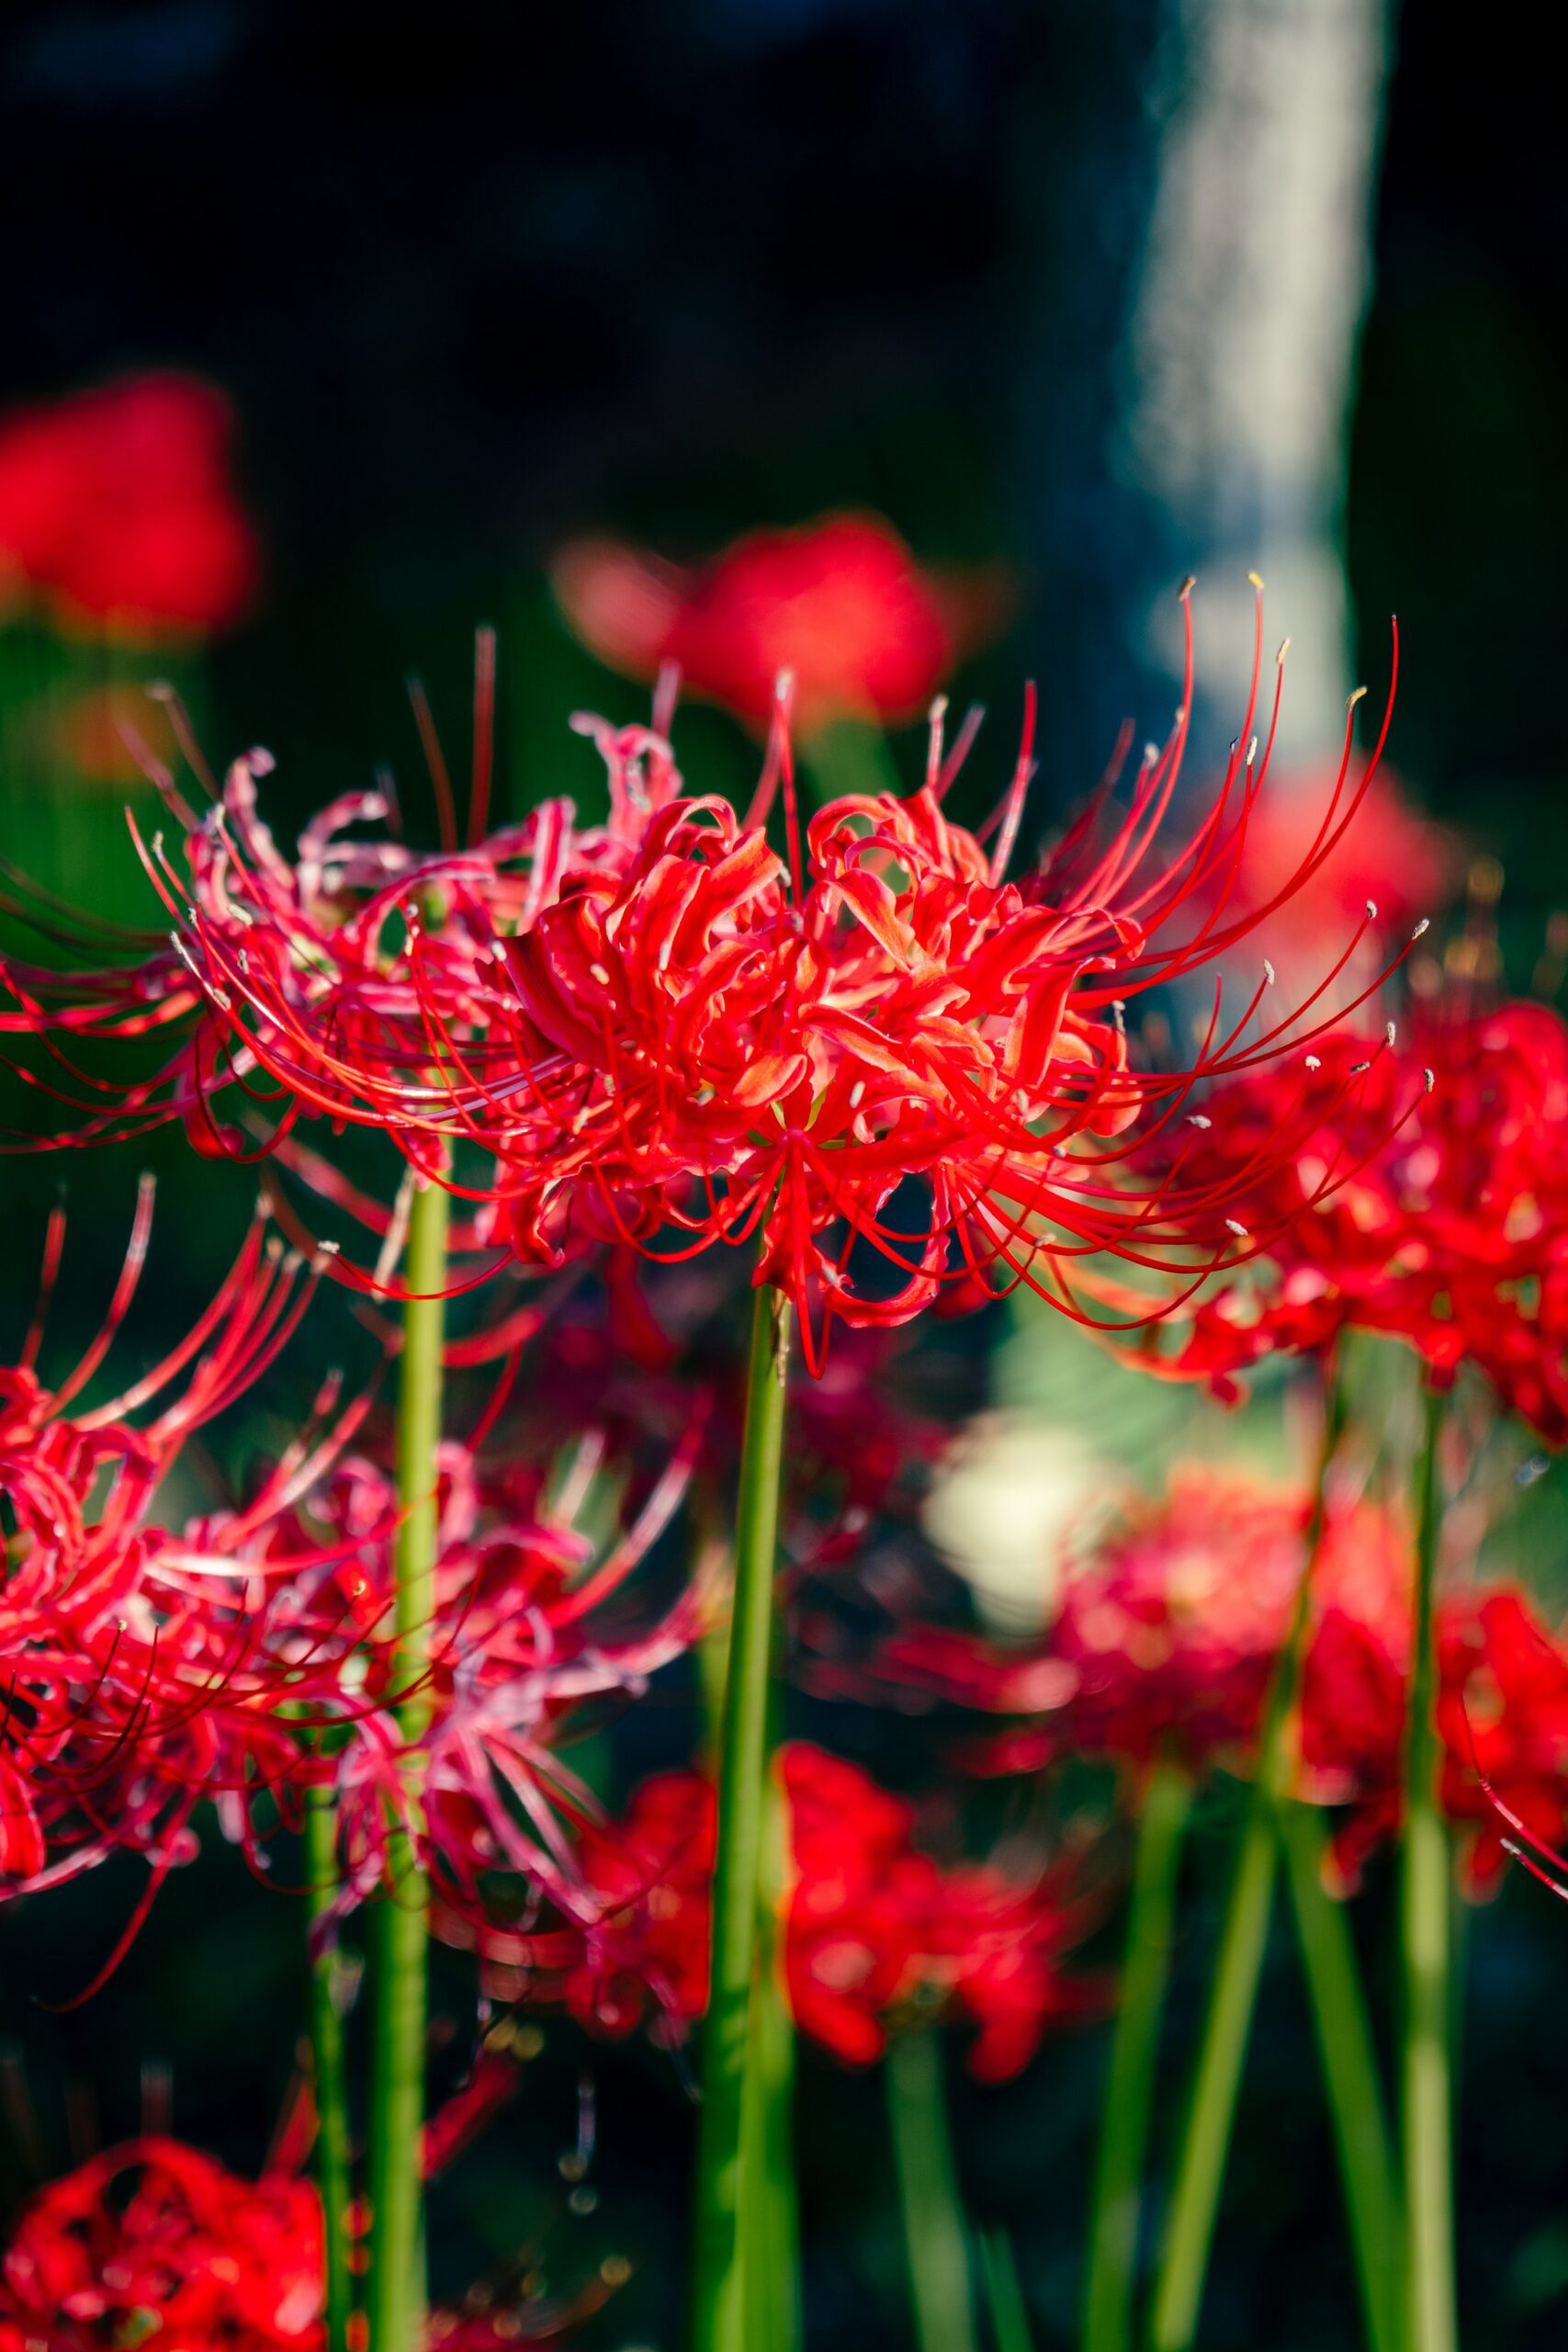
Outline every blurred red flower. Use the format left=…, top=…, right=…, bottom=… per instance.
left=1196, top=763, right=1461, bottom=989
left=883, top=1455, right=1568, bottom=1902
left=886, top=1464, right=1408, bottom=1781
left=0, top=2138, right=324, bottom=2349
left=1303, top=1580, right=1568, bottom=1894
left=481, top=1742, right=1098, bottom=2081
left=552, top=512, right=1003, bottom=733
left=0, top=373, right=259, bottom=636
left=0, top=2137, right=581, bottom=2350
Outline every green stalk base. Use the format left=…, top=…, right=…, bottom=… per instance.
left=691, top=1285, right=791, bottom=2352
left=307, top=1783, right=355, bottom=2352
left=1400, top=1387, right=1457, bottom=2352
left=1081, top=1758, right=1192, bottom=2352
left=886, top=2029, right=977, bottom=2352
left=367, top=1175, right=449, bottom=2352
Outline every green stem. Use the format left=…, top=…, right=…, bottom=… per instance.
left=367, top=1175, right=449, bottom=2352
left=980, top=2225, right=1033, bottom=2352
left=1082, top=1758, right=1194, bottom=2352
left=692, top=1284, right=791, bottom=2352
left=886, top=2029, right=978, bottom=2352
left=741, top=1733, right=800, bottom=2352
left=1145, top=1801, right=1276, bottom=2352
left=1280, top=1801, right=1403, bottom=2352
left=1148, top=1371, right=1347, bottom=2352
left=1401, top=1385, right=1456, bottom=2352
left=306, top=1781, right=355, bottom=2352
left=742, top=1815, right=801, bottom=2352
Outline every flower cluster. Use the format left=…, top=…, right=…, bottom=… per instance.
left=450, top=662, right=1405, bottom=1367
left=0, top=1193, right=702, bottom=1995
left=271, top=1425, right=700, bottom=1939
left=0, top=374, right=259, bottom=636
left=1153, top=1001, right=1568, bottom=1439
left=455, top=1742, right=1099, bottom=2082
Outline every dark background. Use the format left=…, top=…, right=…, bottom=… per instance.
left=3, top=6, right=1566, bottom=2347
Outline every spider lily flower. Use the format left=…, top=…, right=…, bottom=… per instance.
left=455, top=1742, right=1100, bottom=2083
left=1143, top=1001, right=1568, bottom=1441
left=879, top=1458, right=1568, bottom=1902
left=0, top=373, right=259, bottom=638
left=0, top=2135, right=593, bottom=2348
left=0, top=2137, right=323, bottom=2347
left=261, top=1420, right=704, bottom=1940
left=882, top=1464, right=1410, bottom=1783
left=1301, top=1580, right=1568, bottom=1896
left=0, top=1192, right=354, bottom=1941
left=551, top=510, right=1004, bottom=736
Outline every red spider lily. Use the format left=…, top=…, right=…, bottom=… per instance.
left=3, top=1193, right=701, bottom=1974
left=0, top=2137, right=587, bottom=2350
left=344, top=595, right=1407, bottom=1368
left=882, top=1464, right=1410, bottom=1781
left=245, top=1418, right=704, bottom=1942
left=551, top=511, right=1005, bottom=735
left=0, top=2138, right=323, bottom=2349
left=1143, top=1001, right=1568, bottom=1441
left=878, top=1455, right=1568, bottom=1900
left=4, top=590, right=1408, bottom=1362
left=0, top=1191, right=355, bottom=1947
left=0, top=374, right=259, bottom=637
left=1303, top=1581, right=1568, bottom=1895
left=456, top=1743, right=1100, bottom=2082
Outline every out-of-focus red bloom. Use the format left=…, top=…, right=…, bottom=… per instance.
left=1148, top=1002, right=1568, bottom=1441
left=0, top=2138, right=323, bottom=2348
left=882, top=1454, right=1568, bottom=1901
left=0, top=2139, right=583, bottom=2350
left=1195, top=765, right=1460, bottom=991
left=885, top=1464, right=1408, bottom=1781
left=783, top=1745, right=1100, bottom=2081
left=552, top=512, right=1003, bottom=735
left=1303, top=1581, right=1568, bottom=1894
left=468, top=1743, right=1098, bottom=2081
left=0, top=374, right=259, bottom=636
